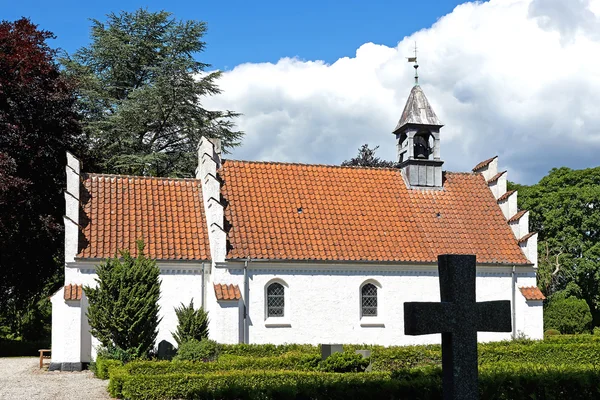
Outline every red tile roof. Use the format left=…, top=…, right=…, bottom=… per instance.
left=220, top=160, right=530, bottom=265
left=518, top=232, right=537, bottom=244
left=497, top=190, right=516, bottom=202
left=77, top=174, right=210, bottom=261
left=214, top=284, right=241, bottom=301
left=64, top=284, right=82, bottom=301
left=472, top=156, right=497, bottom=172
left=508, top=210, right=528, bottom=223
left=519, top=286, right=546, bottom=301
left=487, top=171, right=507, bottom=184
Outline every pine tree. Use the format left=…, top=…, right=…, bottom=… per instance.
left=62, top=9, right=243, bottom=177
left=172, top=300, right=210, bottom=345
left=341, top=144, right=395, bottom=168
left=85, top=241, right=161, bottom=358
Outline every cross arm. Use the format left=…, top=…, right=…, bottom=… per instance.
left=404, top=302, right=455, bottom=335
left=476, top=300, right=512, bottom=332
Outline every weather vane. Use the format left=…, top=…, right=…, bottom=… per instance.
left=407, top=42, right=419, bottom=85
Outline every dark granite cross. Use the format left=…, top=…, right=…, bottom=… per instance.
left=404, top=254, right=512, bottom=400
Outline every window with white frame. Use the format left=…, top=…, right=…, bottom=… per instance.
left=361, top=283, right=378, bottom=317
left=267, top=282, right=285, bottom=317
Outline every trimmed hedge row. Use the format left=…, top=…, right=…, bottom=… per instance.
left=0, top=339, right=50, bottom=357
left=110, top=363, right=600, bottom=400
left=93, top=357, right=125, bottom=380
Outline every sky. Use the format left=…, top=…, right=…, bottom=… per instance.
left=4, top=0, right=600, bottom=184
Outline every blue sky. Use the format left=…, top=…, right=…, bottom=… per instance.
left=3, top=0, right=464, bottom=70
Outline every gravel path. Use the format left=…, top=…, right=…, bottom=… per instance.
left=0, top=358, right=110, bottom=400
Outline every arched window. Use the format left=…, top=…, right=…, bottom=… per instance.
left=267, top=282, right=285, bottom=317
left=361, top=283, right=378, bottom=317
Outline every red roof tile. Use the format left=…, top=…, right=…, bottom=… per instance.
left=519, top=286, right=545, bottom=301
left=220, top=160, right=529, bottom=265
left=214, top=284, right=241, bottom=301
left=518, top=232, right=537, bottom=244
left=472, top=156, right=497, bottom=172
left=508, top=210, right=528, bottom=223
left=64, top=284, right=82, bottom=301
left=487, top=171, right=507, bottom=184
left=497, top=190, right=516, bottom=203
left=77, top=174, right=210, bottom=261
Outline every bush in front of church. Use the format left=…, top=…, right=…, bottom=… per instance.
left=174, top=338, right=219, bottom=362
left=318, top=352, right=370, bottom=373
left=85, top=241, right=161, bottom=359
left=172, top=300, right=209, bottom=346
left=544, top=291, right=593, bottom=334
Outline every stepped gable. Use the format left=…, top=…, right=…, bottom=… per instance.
left=219, top=160, right=529, bottom=265
left=77, top=174, right=211, bottom=261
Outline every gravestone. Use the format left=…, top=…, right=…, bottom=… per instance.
left=404, top=254, right=512, bottom=400
left=320, top=344, right=343, bottom=360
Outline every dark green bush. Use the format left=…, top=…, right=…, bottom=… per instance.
left=174, top=339, right=219, bottom=362
left=478, top=342, right=600, bottom=365
left=96, top=345, right=135, bottom=362
left=111, top=363, right=600, bottom=400
left=0, top=338, right=50, bottom=357
left=544, top=294, right=593, bottom=334
left=172, top=300, right=209, bottom=345
left=594, top=327, right=600, bottom=336
left=318, top=352, right=370, bottom=373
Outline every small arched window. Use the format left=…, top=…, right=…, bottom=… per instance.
left=361, top=283, right=378, bottom=317
left=267, top=282, right=285, bottom=317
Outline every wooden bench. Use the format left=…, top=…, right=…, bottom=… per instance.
left=39, top=349, right=51, bottom=369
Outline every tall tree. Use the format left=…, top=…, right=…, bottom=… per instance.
left=62, top=9, right=243, bottom=177
left=510, top=166, right=600, bottom=326
left=341, top=144, right=395, bottom=168
left=0, top=18, right=82, bottom=335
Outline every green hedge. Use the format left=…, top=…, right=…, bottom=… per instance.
left=110, top=363, right=600, bottom=400
left=217, top=343, right=318, bottom=357
left=0, top=338, right=50, bottom=357
left=479, top=342, right=600, bottom=365
left=94, top=357, right=125, bottom=380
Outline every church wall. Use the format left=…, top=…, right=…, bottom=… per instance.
left=222, top=264, right=539, bottom=346
left=50, top=292, right=82, bottom=367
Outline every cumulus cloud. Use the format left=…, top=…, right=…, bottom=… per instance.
left=205, top=0, right=600, bottom=184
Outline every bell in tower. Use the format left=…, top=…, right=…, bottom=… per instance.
left=393, top=54, right=444, bottom=189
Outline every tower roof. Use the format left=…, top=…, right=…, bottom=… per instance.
left=393, top=85, right=443, bottom=133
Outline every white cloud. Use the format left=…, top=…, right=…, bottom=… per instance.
left=205, top=0, right=600, bottom=184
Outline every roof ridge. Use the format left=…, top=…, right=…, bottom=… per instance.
left=84, top=173, right=199, bottom=182
left=508, top=209, right=528, bottom=223
left=472, top=156, right=498, bottom=172
left=497, top=189, right=516, bottom=202
left=487, top=170, right=507, bottom=184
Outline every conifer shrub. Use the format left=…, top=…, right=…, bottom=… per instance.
left=172, top=300, right=209, bottom=345
left=174, top=338, right=219, bottom=362
left=84, top=241, right=161, bottom=359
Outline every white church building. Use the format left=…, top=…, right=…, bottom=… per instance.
left=50, top=81, right=544, bottom=370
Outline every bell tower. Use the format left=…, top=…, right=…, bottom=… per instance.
left=394, top=52, right=444, bottom=189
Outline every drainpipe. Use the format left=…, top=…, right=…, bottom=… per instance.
left=511, top=265, right=516, bottom=339
left=243, top=258, right=250, bottom=344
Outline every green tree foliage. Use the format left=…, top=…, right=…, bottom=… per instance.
left=174, top=338, right=219, bottom=362
left=544, top=292, right=593, bottom=334
left=62, top=9, right=243, bottom=177
left=0, top=18, right=82, bottom=337
left=85, top=242, right=161, bottom=359
left=172, top=299, right=209, bottom=346
left=341, top=144, right=395, bottom=168
left=509, top=166, right=600, bottom=324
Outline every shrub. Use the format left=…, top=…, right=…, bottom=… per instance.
left=172, top=300, right=209, bottom=346
left=174, top=339, right=219, bottom=362
left=594, top=327, right=600, bottom=336
left=544, top=294, right=593, bottom=334
left=84, top=241, right=161, bottom=359
left=318, top=352, right=370, bottom=373
left=218, top=343, right=318, bottom=357
left=111, top=363, right=600, bottom=400
left=84, top=241, right=160, bottom=358
left=545, top=329, right=561, bottom=338
left=93, top=356, right=124, bottom=380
